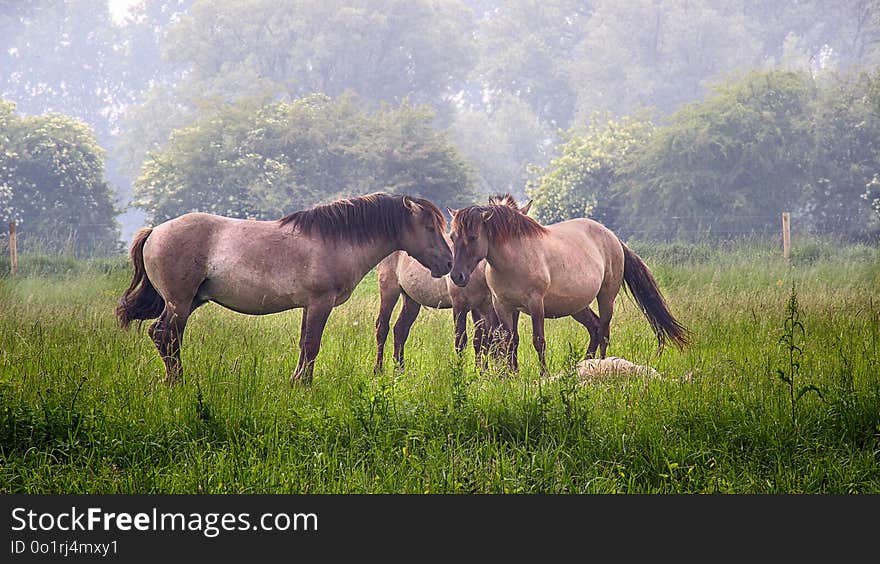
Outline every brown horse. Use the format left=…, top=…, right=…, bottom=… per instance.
left=116, top=193, right=452, bottom=385
left=448, top=201, right=689, bottom=376
left=373, top=249, right=499, bottom=372
left=373, top=195, right=531, bottom=372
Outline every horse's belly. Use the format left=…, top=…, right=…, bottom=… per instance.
left=200, top=278, right=302, bottom=315
left=405, top=283, right=452, bottom=309
left=537, top=258, right=603, bottom=316
left=399, top=268, right=451, bottom=309
left=539, top=278, right=602, bottom=318
left=541, top=296, right=593, bottom=318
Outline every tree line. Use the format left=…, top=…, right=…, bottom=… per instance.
left=0, top=99, right=118, bottom=252
left=529, top=70, right=880, bottom=240
left=1, top=0, right=879, bottom=251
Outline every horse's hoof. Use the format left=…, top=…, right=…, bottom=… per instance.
left=163, top=373, right=182, bottom=385
left=290, top=375, right=312, bottom=386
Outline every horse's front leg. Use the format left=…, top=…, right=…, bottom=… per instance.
left=452, top=303, right=469, bottom=356
left=470, top=309, right=487, bottom=369
left=527, top=296, right=548, bottom=377
left=291, top=296, right=335, bottom=385
left=473, top=305, right=500, bottom=370
left=482, top=306, right=503, bottom=363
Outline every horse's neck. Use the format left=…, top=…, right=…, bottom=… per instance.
left=350, top=238, right=401, bottom=277
left=485, top=238, right=519, bottom=275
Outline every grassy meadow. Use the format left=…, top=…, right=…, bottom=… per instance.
left=1, top=238, right=879, bottom=493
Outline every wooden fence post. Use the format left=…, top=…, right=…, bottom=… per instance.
left=9, top=221, right=17, bottom=276
left=782, top=212, right=790, bottom=261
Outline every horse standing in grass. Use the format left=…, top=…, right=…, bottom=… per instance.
left=373, top=195, right=531, bottom=372
left=447, top=201, right=689, bottom=376
left=116, top=193, right=452, bottom=385
left=374, top=249, right=498, bottom=372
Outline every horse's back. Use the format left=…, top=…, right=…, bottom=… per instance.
left=547, top=217, right=623, bottom=273
left=146, top=213, right=283, bottom=274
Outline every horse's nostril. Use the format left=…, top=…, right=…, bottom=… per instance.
left=446, top=261, right=453, bottom=270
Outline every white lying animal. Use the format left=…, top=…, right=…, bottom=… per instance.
left=548, top=356, right=660, bottom=384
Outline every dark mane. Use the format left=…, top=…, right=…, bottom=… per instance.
left=452, top=201, right=548, bottom=243
left=278, top=192, right=445, bottom=243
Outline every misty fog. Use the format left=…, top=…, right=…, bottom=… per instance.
left=2, top=0, right=879, bottom=250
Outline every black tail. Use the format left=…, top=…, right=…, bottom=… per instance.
left=622, top=243, right=690, bottom=350
left=115, top=227, right=164, bottom=329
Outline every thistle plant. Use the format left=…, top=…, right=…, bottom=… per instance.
left=777, top=284, right=823, bottom=429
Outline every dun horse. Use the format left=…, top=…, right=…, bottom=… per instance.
left=116, top=193, right=452, bottom=384
left=448, top=201, right=689, bottom=376
left=373, top=195, right=530, bottom=372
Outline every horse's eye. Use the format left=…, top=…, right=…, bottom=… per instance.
left=467, top=235, right=477, bottom=243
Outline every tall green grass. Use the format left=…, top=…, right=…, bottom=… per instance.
left=1, top=238, right=878, bottom=493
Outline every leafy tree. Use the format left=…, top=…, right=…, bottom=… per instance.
left=127, top=0, right=473, bottom=126
left=567, top=0, right=764, bottom=121
left=860, top=70, right=880, bottom=229
left=1, top=0, right=195, bottom=241
left=0, top=99, right=119, bottom=252
left=366, top=101, right=478, bottom=208
left=526, top=114, right=654, bottom=229
left=134, top=94, right=477, bottom=224
left=120, top=0, right=477, bottom=222
left=469, top=0, right=591, bottom=128
left=804, top=72, right=880, bottom=237
left=620, top=70, right=817, bottom=240
left=157, top=0, right=475, bottom=111
left=750, top=0, right=880, bottom=70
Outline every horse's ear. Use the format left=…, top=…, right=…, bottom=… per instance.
left=446, top=207, right=458, bottom=217
left=520, top=199, right=533, bottom=215
left=403, top=195, right=421, bottom=213
left=481, top=210, right=494, bottom=221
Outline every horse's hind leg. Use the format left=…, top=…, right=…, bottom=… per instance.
left=596, top=290, right=617, bottom=358
left=392, top=293, right=421, bottom=370
left=374, top=282, right=401, bottom=373
left=572, top=307, right=601, bottom=359
left=149, top=301, right=192, bottom=384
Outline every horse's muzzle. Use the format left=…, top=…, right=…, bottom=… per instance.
left=450, top=270, right=469, bottom=287
left=430, top=260, right=453, bottom=278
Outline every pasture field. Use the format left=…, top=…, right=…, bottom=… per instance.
left=1, top=238, right=878, bottom=493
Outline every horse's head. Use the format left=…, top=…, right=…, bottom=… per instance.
left=400, top=196, right=452, bottom=278
left=447, top=206, right=491, bottom=288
